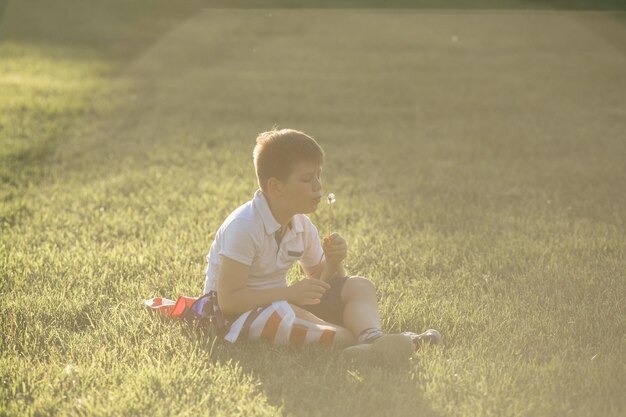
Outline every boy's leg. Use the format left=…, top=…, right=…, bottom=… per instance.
left=297, top=276, right=441, bottom=358
left=339, top=277, right=443, bottom=346
left=339, top=276, right=418, bottom=362
left=340, top=276, right=382, bottom=339
left=300, top=275, right=381, bottom=342
left=290, top=303, right=356, bottom=347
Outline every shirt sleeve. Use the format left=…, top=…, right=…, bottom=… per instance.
left=218, top=218, right=257, bottom=266
left=299, top=217, right=324, bottom=268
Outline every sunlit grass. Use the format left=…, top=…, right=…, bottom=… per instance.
left=1, top=3, right=625, bottom=417
left=0, top=42, right=112, bottom=232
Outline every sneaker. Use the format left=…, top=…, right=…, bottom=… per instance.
left=401, top=329, right=443, bottom=350
left=341, top=333, right=415, bottom=363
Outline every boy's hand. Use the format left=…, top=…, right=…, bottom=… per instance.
left=287, top=278, right=331, bottom=306
left=322, top=232, right=348, bottom=266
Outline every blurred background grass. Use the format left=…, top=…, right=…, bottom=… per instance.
left=218, top=0, right=626, bottom=9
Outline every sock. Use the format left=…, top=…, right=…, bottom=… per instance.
left=401, top=330, right=443, bottom=350
left=358, top=327, right=383, bottom=344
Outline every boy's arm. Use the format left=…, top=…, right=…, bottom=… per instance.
left=302, top=232, right=348, bottom=281
left=218, top=255, right=329, bottom=316
left=321, top=260, right=345, bottom=281
left=301, top=258, right=346, bottom=282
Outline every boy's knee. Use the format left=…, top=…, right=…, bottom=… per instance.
left=351, top=276, right=376, bottom=290
left=342, top=276, right=377, bottom=300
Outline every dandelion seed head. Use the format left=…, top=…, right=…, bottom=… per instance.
left=327, top=193, right=336, bottom=205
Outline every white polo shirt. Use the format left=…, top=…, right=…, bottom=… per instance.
left=203, top=189, right=324, bottom=294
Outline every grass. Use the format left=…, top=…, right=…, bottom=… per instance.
left=1, top=1, right=625, bottom=416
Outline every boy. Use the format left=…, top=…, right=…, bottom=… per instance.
left=203, top=128, right=441, bottom=361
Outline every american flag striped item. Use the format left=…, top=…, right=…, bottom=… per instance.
left=145, top=293, right=336, bottom=347
left=224, top=301, right=336, bottom=346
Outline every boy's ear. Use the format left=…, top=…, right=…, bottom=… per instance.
left=266, top=177, right=284, bottom=195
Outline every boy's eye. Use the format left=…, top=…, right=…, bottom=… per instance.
left=302, top=172, right=321, bottom=183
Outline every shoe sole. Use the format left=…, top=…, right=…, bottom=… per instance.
left=341, top=334, right=415, bottom=363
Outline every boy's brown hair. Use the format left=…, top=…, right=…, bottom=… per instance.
left=253, top=128, right=325, bottom=193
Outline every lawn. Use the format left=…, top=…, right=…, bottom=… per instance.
left=1, top=1, right=625, bottom=416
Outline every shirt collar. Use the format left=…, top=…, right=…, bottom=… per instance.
left=253, top=189, right=304, bottom=236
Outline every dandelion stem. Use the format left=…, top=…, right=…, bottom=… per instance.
left=326, top=193, right=336, bottom=238
left=328, top=203, right=333, bottom=238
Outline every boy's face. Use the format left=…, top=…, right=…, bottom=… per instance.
left=277, top=160, right=323, bottom=214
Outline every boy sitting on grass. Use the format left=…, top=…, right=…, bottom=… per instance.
left=203, top=128, right=441, bottom=361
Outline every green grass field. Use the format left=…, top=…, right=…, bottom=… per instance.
left=1, top=1, right=625, bottom=416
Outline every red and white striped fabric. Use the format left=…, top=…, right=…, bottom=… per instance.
left=225, top=301, right=336, bottom=347
left=144, top=296, right=198, bottom=317
left=145, top=296, right=336, bottom=347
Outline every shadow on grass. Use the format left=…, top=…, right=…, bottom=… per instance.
left=0, top=0, right=207, bottom=61
left=574, top=11, right=626, bottom=54
left=205, top=0, right=626, bottom=10
left=203, top=333, right=441, bottom=417
left=2, top=0, right=624, bottom=58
